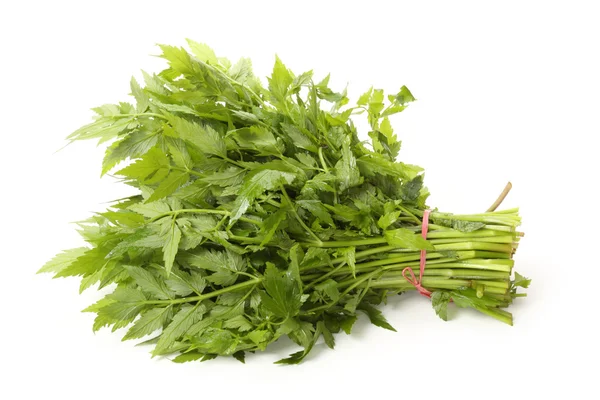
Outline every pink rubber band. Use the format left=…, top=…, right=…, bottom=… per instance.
left=402, top=209, right=432, bottom=298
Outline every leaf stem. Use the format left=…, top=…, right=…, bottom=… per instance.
left=113, top=113, right=168, bottom=120
left=142, top=278, right=261, bottom=305
left=486, top=182, right=513, bottom=212
left=148, top=208, right=262, bottom=226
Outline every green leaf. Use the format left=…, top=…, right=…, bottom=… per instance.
left=223, top=315, right=253, bottom=332
left=166, top=137, right=193, bottom=170
left=296, top=200, right=335, bottom=227
left=378, top=210, right=401, bottom=230
left=166, top=268, right=207, bottom=296
left=339, top=315, right=357, bottom=334
left=67, top=116, right=134, bottom=143
left=93, top=287, right=147, bottom=332
left=200, top=167, right=246, bottom=187
left=396, top=85, right=416, bottom=105
left=183, top=249, right=246, bottom=286
left=38, top=248, right=88, bottom=275
left=124, top=266, right=174, bottom=300
left=229, top=169, right=296, bottom=223
left=314, top=279, right=340, bottom=302
left=268, top=56, right=293, bottom=102
left=117, top=146, right=170, bottom=181
left=358, top=303, right=396, bottom=332
left=281, top=123, right=317, bottom=153
left=335, top=136, right=361, bottom=191
left=384, top=228, right=435, bottom=250
left=130, top=77, right=149, bottom=112
left=357, top=87, right=373, bottom=106
left=336, top=247, right=356, bottom=277
left=357, top=154, right=423, bottom=182
left=102, top=130, right=158, bottom=176
left=168, top=116, right=226, bottom=158
left=162, top=220, right=182, bottom=276
left=154, top=303, right=207, bottom=355
left=275, top=322, right=321, bottom=364
left=128, top=200, right=171, bottom=219
left=233, top=351, right=246, bottom=364
left=172, top=351, right=204, bottom=363
left=189, top=328, right=239, bottom=355
left=54, top=246, right=110, bottom=278
left=431, top=291, right=452, bottom=321
left=123, top=306, right=173, bottom=341
left=259, top=208, right=287, bottom=246
left=317, top=320, right=335, bottom=349
left=400, top=175, right=424, bottom=203
left=231, top=126, right=283, bottom=155
left=146, top=170, right=190, bottom=203
left=288, top=243, right=303, bottom=292
left=513, top=272, right=531, bottom=288
left=259, top=263, right=302, bottom=319
left=186, top=39, right=218, bottom=65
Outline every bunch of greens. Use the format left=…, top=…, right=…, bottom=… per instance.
left=39, top=40, right=529, bottom=364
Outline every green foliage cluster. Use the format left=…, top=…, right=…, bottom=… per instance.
left=39, top=40, right=528, bottom=364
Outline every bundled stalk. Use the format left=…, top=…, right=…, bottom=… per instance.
left=39, top=40, right=529, bottom=364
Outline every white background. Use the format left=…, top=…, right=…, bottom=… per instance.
left=1, top=0, right=598, bottom=398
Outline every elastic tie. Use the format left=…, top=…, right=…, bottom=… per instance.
left=402, top=209, right=432, bottom=298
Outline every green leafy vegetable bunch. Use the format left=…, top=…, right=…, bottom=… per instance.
left=39, top=40, right=529, bottom=364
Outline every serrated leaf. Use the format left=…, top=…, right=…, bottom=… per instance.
left=123, top=306, right=173, bottom=341
left=182, top=249, right=246, bottom=286
left=102, top=130, right=158, bottom=176
left=259, top=263, right=302, bottom=319
left=317, top=320, right=335, bottom=349
left=513, top=272, right=531, bottom=288
left=232, top=351, right=246, bottom=364
left=117, top=146, right=170, bottom=181
left=124, top=265, right=174, bottom=300
left=154, top=303, right=207, bottom=355
left=259, top=208, right=287, bottom=246
left=162, top=220, right=182, bottom=275
left=37, top=247, right=88, bottom=275
left=168, top=116, right=226, bottom=157
left=339, top=315, right=357, bottom=334
left=431, top=291, right=452, bottom=321
left=378, top=210, right=401, bottom=230
left=130, top=77, right=149, bottom=112
left=297, top=200, right=335, bottom=227
left=275, top=322, right=321, bottom=364
left=358, top=303, right=396, bottom=332
left=229, top=169, right=297, bottom=223
left=396, top=85, right=416, bottom=104
left=128, top=200, right=171, bottom=219
left=268, top=56, right=293, bottom=102
left=186, top=39, right=218, bottom=65
left=146, top=170, right=190, bottom=203
left=335, top=136, right=361, bottom=192
left=223, top=315, right=253, bottom=332
left=172, top=351, right=204, bottom=363
left=54, top=246, right=110, bottom=278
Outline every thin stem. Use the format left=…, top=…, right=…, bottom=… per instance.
left=143, top=278, right=261, bottom=305
left=303, top=237, right=388, bottom=248
left=486, top=182, right=513, bottom=212
left=112, top=113, right=168, bottom=120
left=148, top=208, right=262, bottom=226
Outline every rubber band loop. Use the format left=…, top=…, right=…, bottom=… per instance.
left=402, top=209, right=432, bottom=298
